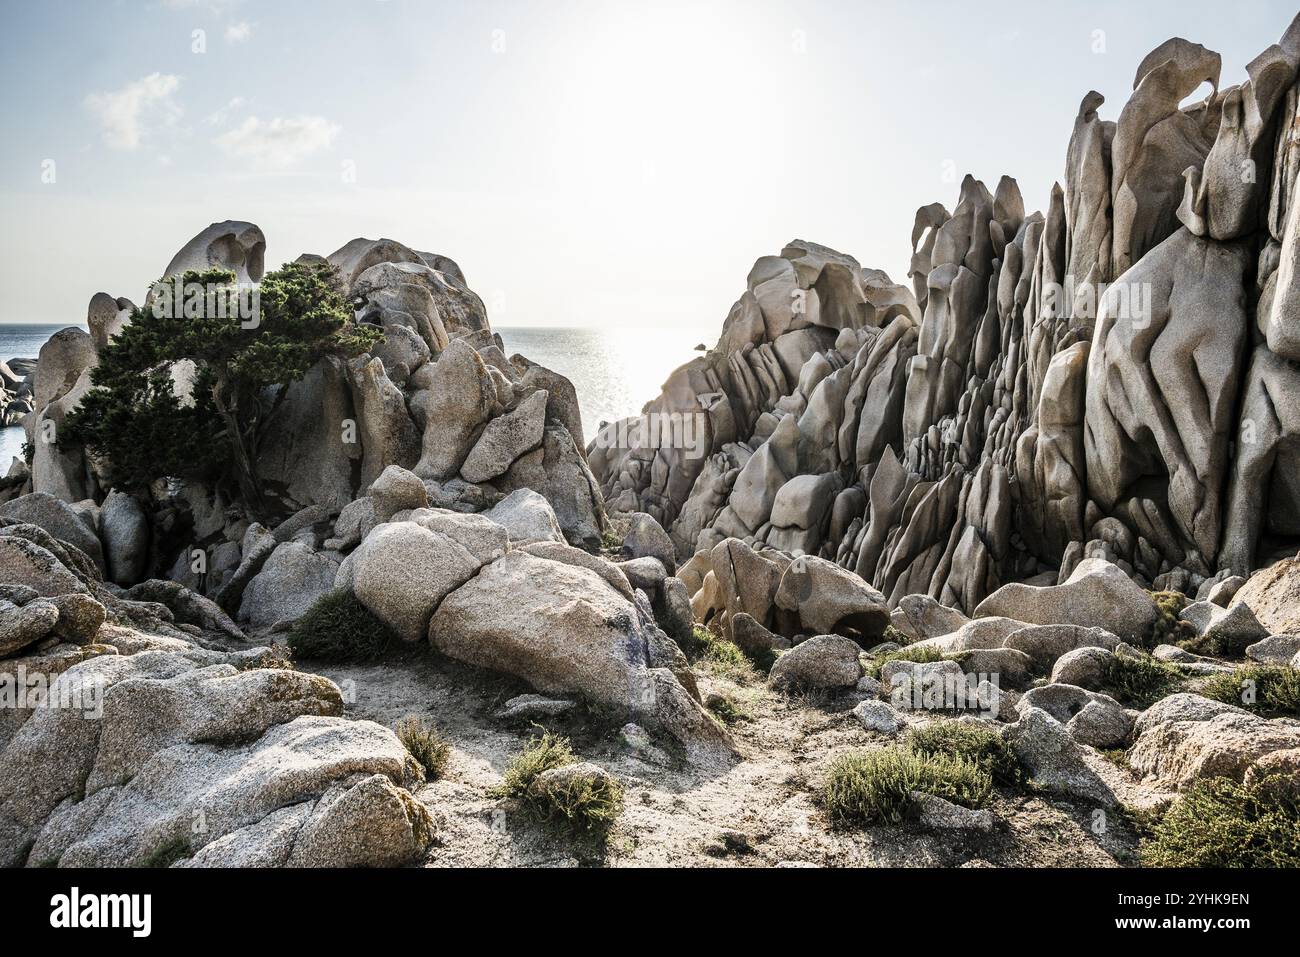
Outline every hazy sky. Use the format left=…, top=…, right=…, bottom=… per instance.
left=1, top=0, right=1295, bottom=328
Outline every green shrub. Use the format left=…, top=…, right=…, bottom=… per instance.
left=396, top=717, right=451, bottom=781
left=491, top=731, right=577, bottom=799
left=1101, top=654, right=1183, bottom=708
left=684, top=625, right=762, bottom=683
left=880, top=624, right=912, bottom=646
left=907, top=721, right=1024, bottom=786
left=824, top=746, right=991, bottom=827
left=866, top=644, right=947, bottom=680
left=1140, top=774, right=1300, bottom=867
left=1199, top=666, right=1300, bottom=718
left=286, top=590, right=403, bottom=662
left=527, top=765, right=625, bottom=836
left=1145, top=590, right=1191, bottom=649
left=491, top=731, right=623, bottom=837
left=706, top=693, right=749, bottom=726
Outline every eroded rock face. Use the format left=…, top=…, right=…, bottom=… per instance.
left=0, top=640, right=430, bottom=868
left=1084, top=228, right=1250, bottom=574
left=161, top=221, right=266, bottom=286
left=582, top=19, right=1300, bottom=623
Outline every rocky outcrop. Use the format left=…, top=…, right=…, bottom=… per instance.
left=592, top=16, right=1300, bottom=615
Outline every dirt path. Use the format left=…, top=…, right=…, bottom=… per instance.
left=311, top=653, right=1145, bottom=868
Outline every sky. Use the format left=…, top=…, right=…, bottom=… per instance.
left=0, top=0, right=1296, bottom=329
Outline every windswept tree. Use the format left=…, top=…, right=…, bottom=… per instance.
left=65, top=261, right=381, bottom=515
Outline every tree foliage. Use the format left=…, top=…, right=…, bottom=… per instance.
left=64, top=261, right=381, bottom=514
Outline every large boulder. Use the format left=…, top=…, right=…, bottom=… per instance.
left=620, top=512, right=677, bottom=575
left=483, top=489, right=564, bottom=544
left=0, top=534, right=89, bottom=597
left=0, top=639, right=432, bottom=868
left=1233, top=555, right=1300, bottom=636
left=767, top=634, right=864, bottom=691
left=429, top=550, right=725, bottom=755
left=368, top=465, right=429, bottom=522
left=413, top=340, right=495, bottom=481
left=1129, top=711, right=1300, bottom=791
left=1132, top=692, right=1249, bottom=738
left=238, top=542, right=338, bottom=630
left=461, top=389, right=547, bottom=483
left=974, top=559, right=1157, bottom=643
left=256, top=357, right=359, bottom=512
left=1005, top=707, right=1116, bottom=806
left=0, top=493, right=104, bottom=573
left=1002, top=624, right=1120, bottom=672
left=1179, top=599, right=1269, bottom=656
left=336, top=521, right=489, bottom=641
left=99, top=490, right=149, bottom=586
left=774, top=554, right=889, bottom=639
left=160, top=221, right=266, bottom=285
left=0, top=598, right=61, bottom=658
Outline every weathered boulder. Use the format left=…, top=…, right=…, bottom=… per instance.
left=1180, top=599, right=1269, bottom=656
left=774, top=554, right=889, bottom=639
left=1002, top=623, right=1121, bottom=672
left=0, top=493, right=103, bottom=573
left=48, top=593, right=106, bottom=645
left=1233, top=555, right=1300, bottom=636
left=620, top=512, right=677, bottom=575
left=1005, top=707, right=1116, bottom=806
left=239, top=542, right=338, bottom=630
left=337, top=521, right=487, bottom=641
left=1017, top=684, right=1132, bottom=748
left=160, top=220, right=266, bottom=285
left=852, top=699, right=904, bottom=734
left=99, top=490, right=149, bottom=586
left=0, top=534, right=88, bottom=597
left=975, top=559, right=1157, bottom=643
left=483, top=488, right=564, bottom=544
left=257, top=357, right=359, bottom=512
left=895, top=594, right=970, bottom=641
left=368, top=465, right=429, bottom=522
left=768, top=634, right=864, bottom=690
left=461, top=389, right=547, bottom=483
left=1129, top=711, right=1300, bottom=790
left=1246, top=633, right=1300, bottom=665
left=0, top=598, right=60, bottom=658
left=1132, top=692, right=1249, bottom=738
left=428, top=550, right=725, bottom=755
left=413, top=340, right=495, bottom=481
left=730, top=611, right=790, bottom=657
left=1050, top=646, right=1117, bottom=689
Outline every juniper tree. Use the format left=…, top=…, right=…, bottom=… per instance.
left=64, top=261, right=381, bottom=516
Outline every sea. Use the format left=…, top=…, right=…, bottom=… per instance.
left=0, top=323, right=705, bottom=467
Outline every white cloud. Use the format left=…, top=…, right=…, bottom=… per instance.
left=214, top=115, right=341, bottom=169
left=84, top=73, right=182, bottom=150
left=225, top=21, right=253, bottom=42
left=206, top=96, right=246, bottom=126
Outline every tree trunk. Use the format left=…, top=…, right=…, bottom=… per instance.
left=211, top=380, right=266, bottom=519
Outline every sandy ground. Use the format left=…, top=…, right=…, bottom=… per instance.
left=306, top=649, right=1162, bottom=869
